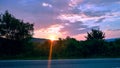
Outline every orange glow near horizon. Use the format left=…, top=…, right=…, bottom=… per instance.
left=48, top=35, right=58, bottom=41
left=34, top=24, right=64, bottom=40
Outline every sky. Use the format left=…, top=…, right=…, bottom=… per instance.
left=0, top=0, right=120, bottom=40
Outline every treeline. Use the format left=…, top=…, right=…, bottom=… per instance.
left=33, top=31, right=120, bottom=59
left=0, top=11, right=120, bottom=59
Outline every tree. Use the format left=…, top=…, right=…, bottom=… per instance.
left=85, top=29, right=105, bottom=40
left=0, top=11, right=34, bottom=41
left=0, top=11, right=34, bottom=56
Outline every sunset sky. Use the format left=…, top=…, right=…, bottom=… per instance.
left=0, top=0, right=120, bottom=40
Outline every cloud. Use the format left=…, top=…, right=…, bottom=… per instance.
left=57, top=13, right=95, bottom=23
left=42, top=2, right=52, bottom=8
left=69, top=0, right=83, bottom=7
left=34, top=24, right=65, bottom=39
left=108, top=29, right=120, bottom=31
left=1, top=0, right=120, bottom=40
left=83, top=0, right=120, bottom=5
left=58, top=11, right=120, bottom=23
left=84, top=11, right=107, bottom=17
left=95, top=17, right=105, bottom=23
left=60, top=21, right=99, bottom=36
left=57, top=13, right=89, bottom=23
left=60, top=21, right=87, bottom=35
left=104, top=29, right=120, bottom=39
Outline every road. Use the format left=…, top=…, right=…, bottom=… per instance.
left=0, top=58, right=120, bottom=68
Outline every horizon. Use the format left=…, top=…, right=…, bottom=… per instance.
left=0, top=0, right=120, bottom=40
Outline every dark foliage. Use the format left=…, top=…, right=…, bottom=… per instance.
left=0, top=11, right=34, bottom=41
left=85, top=29, right=105, bottom=40
left=0, top=11, right=34, bottom=57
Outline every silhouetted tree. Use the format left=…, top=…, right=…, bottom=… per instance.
left=0, top=11, right=34, bottom=40
left=0, top=11, right=34, bottom=57
left=85, top=29, right=105, bottom=40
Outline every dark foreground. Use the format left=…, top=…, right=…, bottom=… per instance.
left=0, top=58, right=120, bottom=68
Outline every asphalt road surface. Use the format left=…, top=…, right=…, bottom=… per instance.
left=0, top=58, right=120, bottom=68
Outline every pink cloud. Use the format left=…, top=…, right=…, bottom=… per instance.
left=33, top=24, right=65, bottom=39
left=69, top=0, right=83, bottom=8
left=104, top=30, right=120, bottom=39
left=58, top=12, right=120, bottom=23
left=72, top=33, right=87, bottom=40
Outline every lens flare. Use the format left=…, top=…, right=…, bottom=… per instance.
left=48, top=41, right=53, bottom=68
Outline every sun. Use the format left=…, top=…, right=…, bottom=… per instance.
left=49, top=35, right=57, bottom=41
